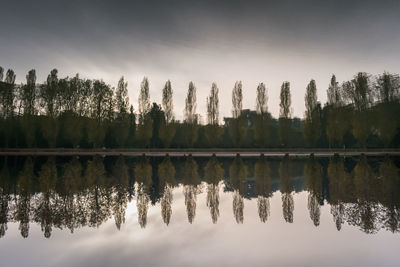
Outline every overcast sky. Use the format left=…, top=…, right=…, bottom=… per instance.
left=1, top=0, right=399, bottom=120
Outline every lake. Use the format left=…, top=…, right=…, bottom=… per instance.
left=0, top=154, right=399, bottom=267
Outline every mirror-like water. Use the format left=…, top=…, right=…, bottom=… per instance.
left=0, top=154, right=399, bottom=267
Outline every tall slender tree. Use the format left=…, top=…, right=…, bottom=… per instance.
left=279, top=81, right=291, bottom=147
left=254, top=83, right=270, bottom=147
left=304, top=79, right=321, bottom=146
left=136, top=77, right=153, bottom=147
left=20, top=70, right=37, bottom=147
left=159, top=80, right=176, bottom=147
left=229, top=81, right=247, bottom=147
left=326, top=75, right=349, bottom=147
left=183, top=81, right=198, bottom=147
left=205, top=83, right=222, bottom=147
left=0, top=69, right=16, bottom=118
left=113, top=76, right=130, bottom=147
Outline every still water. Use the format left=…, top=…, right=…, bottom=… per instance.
left=0, top=154, right=399, bottom=267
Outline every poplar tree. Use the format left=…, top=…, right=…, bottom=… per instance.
left=113, top=76, right=130, bottom=147
left=254, top=83, right=270, bottom=147
left=0, top=69, right=16, bottom=118
left=278, top=81, right=291, bottom=147
left=159, top=80, right=176, bottom=148
left=20, top=70, right=37, bottom=147
left=326, top=75, right=349, bottom=147
left=183, top=81, right=198, bottom=147
left=303, top=79, right=321, bottom=146
left=136, top=77, right=153, bottom=147
left=229, top=81, right=247, bottom=147
left=205, top=82, right=222, bottom=147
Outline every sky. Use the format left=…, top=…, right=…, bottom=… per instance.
left=1, top=0, right=400, bottom=120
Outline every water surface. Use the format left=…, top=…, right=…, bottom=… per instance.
left=0, top=154, right=399, bottom=267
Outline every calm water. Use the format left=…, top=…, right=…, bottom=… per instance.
left=0, top=154, right=399, bottom=267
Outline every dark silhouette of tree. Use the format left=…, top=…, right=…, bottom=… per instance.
left=254, top=154, right=271, bottom=222
left=204, top=154, right=223, bottom=223
left=279, top=154, right=294, bottom=223
left=113, top=76, right=130, bottom=147
left=134, top=155, right=152, bottom=228
left=19, top=69, right=37, bottom=147
left=230, top=154, right=248, bottom=223
left=229, top=81, right=247, bottom=147
left=159, top=80, right=176, bottom=148
left=183, top=155, right=200, bottom=223
left=279, top=82, right=292, bottom=147
left=304, top=80, right=321, bottom=146
left=304, top=154, right=323, bottom=226
left=254, top=83, right=270, bottom=147
left=136, top=77, right=153, bottom=147
left=20, top=69, right=37, bottom=115
left=343, top=73, right=373, bottom=147
left=326, top=75, right=350, bottom=147
left=158, top=155, right=176, bottom=225
left=87, top=80, right=113, bottom=147
left=205, top=83, right=223, bottom=147
left=183, top=82, right=198, bottom=147
left=0, top=69, right=16, bottom=147
left=373, top=72, right=400, bottom=147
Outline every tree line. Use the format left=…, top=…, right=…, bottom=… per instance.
left=0, top=154, right=399, bottom=237
left=1, top=67, right=399, bottom=148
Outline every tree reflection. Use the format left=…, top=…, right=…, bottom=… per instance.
left=158, top=155, right=176, bottom=225
left=134, top=155, right=152, bottom=228
left=16, top=157, right=35, bottom=238
left=111, top=156, right=129, bottom=230
left=254, top=154, right=271, bottom=223
left=85, top=156, right=111, bottom=229
left=230, top=154, right=248, bottom=224
left=204, top=154, right=223, bottom=223
left=183, top=155, right=200, bottom=224
left=35, top=157, right=58, bottom=238
left=379, top=157, right=400, bottom=232
left=61, top=157, right=83, bottom=233
left=0, top=160, right=10, bottom=238
left=0, top=154, right=399, bottom=237
left=327, top=154, right=348, bottom=231
left=304, top=154, right=323, bottom=226
left=351, top=155, right=379, bottom=234
left=279, top=154, right=294, bottom=223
